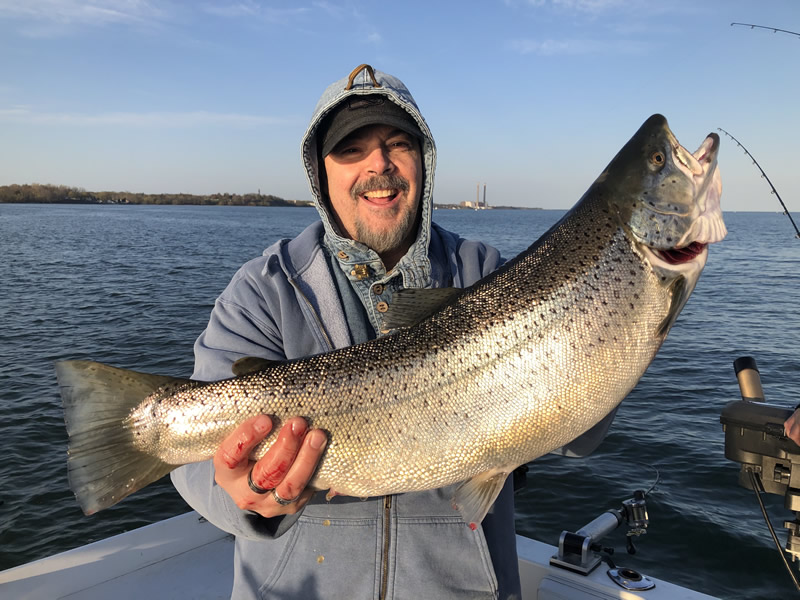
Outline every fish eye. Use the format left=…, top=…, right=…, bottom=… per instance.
left=650, top=151, right=666, bottom=166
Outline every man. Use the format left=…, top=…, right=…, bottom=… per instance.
left=172, top=64, right=612, bottom=599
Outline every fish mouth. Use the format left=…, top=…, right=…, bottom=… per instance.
left=668, top=128, right=719, bottom=180
left=656, top=241, right=706, bottom=265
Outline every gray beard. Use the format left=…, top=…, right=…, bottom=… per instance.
left=354, top=203, right=417, bottom=254
left=349, top=174, right=417, bottom=254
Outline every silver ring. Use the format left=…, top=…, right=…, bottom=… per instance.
left=271, top=488, right=297, bottom=506
left=247, top=467, right=272, bottom=495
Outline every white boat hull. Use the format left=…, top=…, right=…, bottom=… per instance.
left=0, top=512, right=718, bottom=599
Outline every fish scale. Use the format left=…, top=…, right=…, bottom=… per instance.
left=57, top=114, right=727, bottom=522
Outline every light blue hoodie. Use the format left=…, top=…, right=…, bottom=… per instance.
left=172, top=65, right=611, bottom=600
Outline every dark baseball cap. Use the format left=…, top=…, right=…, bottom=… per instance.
left=319, top=94, right=423, bottom=157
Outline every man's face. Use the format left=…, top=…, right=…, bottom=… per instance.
left=323, top=124, right=423, bottom=268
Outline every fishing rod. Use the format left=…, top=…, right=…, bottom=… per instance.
left=731, top=22, right=800, bottom=40
left=717, top=127, right=800, bottom=239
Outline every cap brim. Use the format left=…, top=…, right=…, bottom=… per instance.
left=320, top=98, right=423, bottom=157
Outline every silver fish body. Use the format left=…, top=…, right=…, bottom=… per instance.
left=57, top=114, right=726, bottom=520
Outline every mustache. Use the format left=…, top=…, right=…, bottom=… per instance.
left=351, top=175, right=410, bottom=200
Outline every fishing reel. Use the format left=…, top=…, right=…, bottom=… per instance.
left=720, top=356, right=800, bottom=588
left=550, top=490, right=654, bottom=590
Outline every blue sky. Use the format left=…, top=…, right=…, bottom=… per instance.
left=0, top=0, right=797, bottom=211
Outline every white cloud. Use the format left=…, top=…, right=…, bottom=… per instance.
left=0, top=0, right=309, bottom=33
left=311, top=1, right=343, bottom=17
left=0, top=106, right=287, bottom=128
left=550, top=0, right=627, bottom=11
left=0, top=0, right=165, bottom=26
left=518, top=0, right=694, bottom=18
left=201, top=1, right=259, bottom=18
left=518, top=0, right=627, bottom=11
left=508, top=37, right=643, bottom=56
left=0, top=0, right=171, bottom=37
left=201, top=1, right=307, bottom=22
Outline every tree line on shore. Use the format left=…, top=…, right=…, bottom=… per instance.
left=0, top=183, right=313, bottom=207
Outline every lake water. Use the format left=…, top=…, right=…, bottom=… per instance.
left=1, top=203, right=799, bottom=599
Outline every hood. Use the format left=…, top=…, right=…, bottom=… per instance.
left=300, top=64, right=437, bottom=280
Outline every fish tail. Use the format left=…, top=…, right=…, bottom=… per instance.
left=56, top=360, right=189, bottom=515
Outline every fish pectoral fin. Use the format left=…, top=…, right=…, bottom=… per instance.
left=656, top=274, right=692, bottom=338
left=380, top=287, right=463, bottom=333
left=452, top=468, right=512, bottom=530
left=231, top=356, right=282, bottom=377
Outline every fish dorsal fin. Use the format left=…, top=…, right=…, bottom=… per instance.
left=231, top=356, right=281, bottom=377
left=380, top=287, right=463, bottom=333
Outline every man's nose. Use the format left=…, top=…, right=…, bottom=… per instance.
left=365, top=146, right=394, bottom=175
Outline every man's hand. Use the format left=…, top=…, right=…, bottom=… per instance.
left=213, top=415, right=328, bottom=518
left=784, top=408, right=800, bottom=446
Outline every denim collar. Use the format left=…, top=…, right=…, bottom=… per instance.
left=321, top=219, right=432, bottom=290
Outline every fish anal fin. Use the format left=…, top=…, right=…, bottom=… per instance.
left=452, top=468, right=512, bottom=529
left=380, top=287, right=463, bottom=333
left=232, top=356, right=282, bottom=377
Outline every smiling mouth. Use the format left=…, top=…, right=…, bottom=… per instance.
left=657, top=241, right=706, bottom=264
left=352, top=175, right=410, bottom=204
left=362, top=189, right=400, bottom=203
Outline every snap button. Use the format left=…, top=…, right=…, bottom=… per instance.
left=376, top=301, right=389, bottom=313
left=350, top=264, right=369, bottom=280
left=373, top=284, right=385, bottom=295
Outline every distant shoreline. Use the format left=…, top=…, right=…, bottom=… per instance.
left=0, top=184, right=542, bottom=209
left=0, top=183, right=311, bottom=207
left=433, top=204, right=542, bottom=210
left=0, top=197, right=314, bottom=207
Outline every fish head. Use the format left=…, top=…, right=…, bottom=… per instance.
left=597, top=114, right=726, bottom=286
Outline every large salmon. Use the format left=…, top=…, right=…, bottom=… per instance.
left=57, top=114, right=726, bottom=526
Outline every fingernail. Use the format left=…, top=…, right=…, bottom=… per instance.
left=291, top=418, right=308, bottom=436
left=254, top=415, right=270, bottom=434
left=309, top=430, right=327, bottom=450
